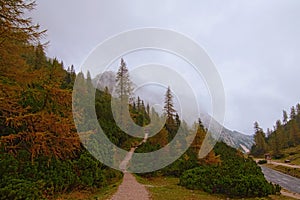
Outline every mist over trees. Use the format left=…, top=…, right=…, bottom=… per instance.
left=0, top=1, right=282, bottom=198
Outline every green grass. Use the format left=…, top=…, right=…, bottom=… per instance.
left=273, top=146, right=300, bottom=165
left=54, top=180, right=121, bottom=200
left=135, top=175, right=296, bottom=200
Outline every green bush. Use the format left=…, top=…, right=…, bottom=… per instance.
left=258, top=159, right=267, bottom=164
left=74, top=151, right=107, bottom=188
left=0, top=149, right=121, bottom=199
left=0, top=179, right=43, bottom=200
left=273, top=154, right=285, bottom=159
left=179, top=143, right=280, bottom=198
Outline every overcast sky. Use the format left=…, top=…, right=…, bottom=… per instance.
left=32, top=0, right=300, bottom=135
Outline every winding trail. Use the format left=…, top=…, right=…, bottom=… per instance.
left=111, top=132, right=150, bottom=200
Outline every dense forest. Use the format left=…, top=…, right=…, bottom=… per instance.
left=0, top=0, right=282, bottom=199
left=0, top=1, right=125, bottom=199
left=251, top=104, right=300, bottom=157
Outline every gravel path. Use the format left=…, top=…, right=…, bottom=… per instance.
left=111, top=132, right=150, bottom=200
left=110, top=173, right=150, bottom=200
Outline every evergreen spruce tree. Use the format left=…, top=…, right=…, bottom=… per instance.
left=163, top=86, right=177, bottom=141
left=283, top=110, right=288, bottom=125
left=190, top=118, right=206, bottom=155
left=164, top=86, right=176, bottom=125
left=251, top=122, right=267, bottom=156
left=115, top=58, right=133, bottom=128
left=290, top=106, right=296, bottom=120
left=115, top=58, right=132, bottom=99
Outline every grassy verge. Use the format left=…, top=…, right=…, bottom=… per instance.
left=265, top=164, right=300, bottom=179
left=135, top=175, right=296, bottom=200
left=55, top=180, right=122, bottom=200
left=272, top=146, right=300, bottom=165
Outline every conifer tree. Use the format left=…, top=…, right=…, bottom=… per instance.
left=175, top=113, right=180, bottom=127
left=164, top=86, right=176, bottom=125
left=115, top=58, right=132, bottom=99
left=297, top=104, right=300, bottom=116
left=146, top=103, right=149, bottom=114
left=34, top=43, right=46, bottom=69
left=274, top=120, right=284, bottom=151
left=190, top=118, right=206, bottom=155
left=0, top=0, right=45, bottom=73
left=291, top=120, right=300, bottom=145
left=251, top=122, right=267, bottom=156
left=251, top=103, right=300, bottom=155
left=137, top=96, right=141, bottom=111
left=114, top=58, right=133, bottom=128
left=283, top=110, right=288, bottom=125
left=0, top=0, right=42, bottom=43
left=290, top=106, right=296, bottom=120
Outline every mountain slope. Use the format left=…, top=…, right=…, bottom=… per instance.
left=92, top=72, right=254, bottom=153
left=92, top=71, right=116, bottom=93
left=200, top=113, right=254, bottom=153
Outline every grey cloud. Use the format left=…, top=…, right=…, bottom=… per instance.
left=32, top=0, right=300, bottom=134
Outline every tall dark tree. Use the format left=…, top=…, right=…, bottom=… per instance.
left=251, top=122, right=267, bottom=156
left=274, top=120, right=284, bottom=152
left=290, top=106, right=296, bottom=120
left=296, top=104, right=300, bottom=116
left=115, top=58, right=132, bottom=99
left=137, top=96, right=141, bottom=111
left=164, top=86, right=176, bottom=125
left=175, top=113, right=180, bottom=127
left=146, top=103, right=150, bottom=115
left=283, top=110, right=288, bottom=125
left=190, top=118, right=206, bottom=155
left=115, top=58, right=133, bottom=128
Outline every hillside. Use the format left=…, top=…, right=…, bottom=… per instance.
left=251, top=103, right=300, bottom=158
left=93, top=72, right=254, bottom=153
left=0, top=1, right=282, bottom=199
left=200, top=113, right=254, bottom=152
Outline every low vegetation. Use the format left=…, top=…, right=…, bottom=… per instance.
left=0, top=1, right=286, bottom=199
left=276, top=146, right=300, bottom=165
left=136, top=176, right=293, bottom=200
left=0, top=150, right=122, bottom=200
left=180, top=143, right=280, bottom=198
left=258, top=159, right=268, bottom=164
left=54, top=180, right=121, bottom=200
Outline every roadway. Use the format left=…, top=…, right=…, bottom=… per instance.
left=261, top=166, right=300, bottom=194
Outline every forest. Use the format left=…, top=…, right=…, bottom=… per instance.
left=0, top=0, right=282, bottom=199
left=251, top=104, right=300, bottom=158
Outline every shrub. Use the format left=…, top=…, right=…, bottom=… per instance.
left=0, top=149, right=122, bottom=199
left=179, top=143, right=280, bottom=198
left=0, top=179, right=43, bottom=200
left=273, top=154, right=285, bottom=159
left=258, top=159, right=267, bottom=164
